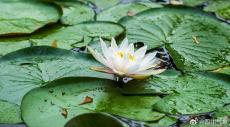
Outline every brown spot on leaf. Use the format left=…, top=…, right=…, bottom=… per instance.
left=51, top=40, right=58, bottom=48
left=79, top=96, right=93, bottom=105
left=127, top=11, right=135, bottom=16
left=61, top=108, right=68, bottom=118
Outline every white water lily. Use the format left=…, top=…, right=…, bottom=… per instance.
left=87, top=37, right=165, bottom=79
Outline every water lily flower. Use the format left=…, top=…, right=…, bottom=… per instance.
left=87, top=37, right=165, bottom=79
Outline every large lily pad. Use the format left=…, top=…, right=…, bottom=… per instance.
left=120, top=7, right=230, bottom=72
left=0, top=22, right=124, bottom=56
left=0, top=46, right=115, bottom=106
left=54, top=0, right=95, bottom=25
left=21, top=77, right=164, bottom=127
left=204, top=0, right=230, bottom=20
left=122, top=71, right=230, bottom=114
left=31, top=22, right=124, bottom=48
left=0, top=37, right=31, bottom=56
left=182, top=0, right=230, bottom=20
left=0, top=46, right=115, bottom=123
left=0, top=0, right=61, bottom=36
left=97, top=2, right=162, bottom=22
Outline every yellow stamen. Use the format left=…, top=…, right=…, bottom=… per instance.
left=116, top=51, right=124, bottom=58
left=128, top=54, right=136, bottom=62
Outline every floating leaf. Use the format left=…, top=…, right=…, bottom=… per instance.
left=21, top=77, right=164, bottom=127
left=0, top=22, right=124, bottom=55
left=0, top=0, right=61, bottom=36
left=120, top=7, right=230, bottom=72
left=0, top=46, right=115, bottom=106
left=182, top=0, right=230, bottom=20
left=97, top=2, right=162, bottom=22
left=55, top=0, right=95, bottom=25
left=122, top=72, right=230, bottom=114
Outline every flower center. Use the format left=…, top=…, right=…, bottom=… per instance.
left=128, top=54, right=136, bottom=62
left=116, top=51, right=124, bottom=58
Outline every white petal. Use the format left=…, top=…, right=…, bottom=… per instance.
left=120, top=37, right=129, bottom=50
left=127, top=43, right=135, bottom=54
left=141, top=52, right=158, bottom=64
left=111, top=37, right=118, bottom=50
left=127, top=69, right=165, bottom=80
left=134, top=46, right=147, bottom=58
left=100, top=38, right=115, bottom=68
left=132, top=69, right=166, bottom=75
left=138, top=58, right=160, bottom=71
left=127, top=63, right=140, bottom=73
left=87, top=46, right=111, bottom=68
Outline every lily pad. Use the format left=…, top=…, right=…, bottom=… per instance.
left=54, top=0, right=95, bottom=25
left=0, top=46, right=115, bottom=106
left=182, top=0, right=230, bottom=20
left=0, top=0, right=61, bottom=36
left=204, top=0, right=230, bottom=20
left=0, top=37, right=31, bottom=56
left=65, top=113, right=128, bottom=127
left=97, top=2, right=162, bottom=22
left=0, top=100, right=22, bottom=123
left=79, top=0, right=120, bottom=11
left=21, top=77, right=164, bottom=127
left=0, top=22, right=124, bottom=55
left=144, top=116, right=177, bottom=127
left=30, top=22, right=124, bottom=48
left=120, top=7, right=230, bottom=72
left=122, top=72, right=230, bottom=114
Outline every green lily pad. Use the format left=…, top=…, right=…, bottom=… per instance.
left=79, top=0, right=120, bottom=10
left=0, top=46, right=115, bottom=106
left=122, top=72, right=230, bottom=114
left=0, top=100, right=22, bottom=123
left=54, top=0, right=95, bottom=25
left=0, top=0, right=61, bottom=36
left=182, top=0, right=230, bottom=20
left=204, top=0, right=230, bottom=20
left=65, top=113, right=128, bottom=127
left=0, top=22, right=124, bottom=56
left=30, top=22, right=124, bottom=48
left=0, top=37, right=31, bottom=56
left=21, top=77, right=164, bottom=127
left=97, top=2, right=162, bottom=22
left=144, top=116, right=177, bottom=127
left=119, top=7, right=230, bottom=72
left=0, top=46, right=115, bottom=123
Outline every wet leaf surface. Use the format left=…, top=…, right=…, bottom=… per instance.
left=0, top=0, right=61, bottom=35
left=21, top=77, right=163, bottom=127
left=120, top=7, right=230, bottom=72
